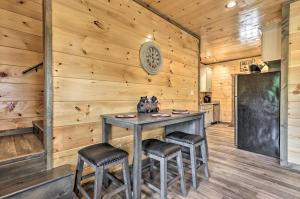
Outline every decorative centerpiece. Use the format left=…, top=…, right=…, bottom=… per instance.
left=137, top=96, right=159, bottom=113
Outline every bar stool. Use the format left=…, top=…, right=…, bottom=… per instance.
left=142, top=139, right=186, bottom=199
left=74, top=143, right=132, bottom=199
left=166, top=131, right=209, bottom=189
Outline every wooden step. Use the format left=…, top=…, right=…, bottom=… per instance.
left=0, top=132, right=46, bottom=183
left=32, top=120, right=44, bottom=133
left=0, top=165, right=75, bottom=199
left=0, top=133, right=44, bottom=163
left=0, top=151, right=46, bottom=184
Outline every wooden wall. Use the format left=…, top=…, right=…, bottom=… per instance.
left=288, top=0, right=300, bottom=165
left=0, top=0, right=43, bottom=131
left=51, top=0, right=199, bottom=167
left=210, top=57, right=262, bottom=123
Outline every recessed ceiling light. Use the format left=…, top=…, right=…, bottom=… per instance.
left=226, top=0, right=237, bottom=8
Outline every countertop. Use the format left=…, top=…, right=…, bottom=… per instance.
left=200, top=102, right=220, bottom=105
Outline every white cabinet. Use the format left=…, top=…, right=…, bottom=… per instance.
left=200, top=104, right=213, bottom=127
left=200, top=66, right=212, bottom=92
left=262, top=23, right=281, bottom=62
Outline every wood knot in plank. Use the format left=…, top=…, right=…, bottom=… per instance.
left=7, top=102, right=16, bottom=112
left=22, top=21, right=29, bottom=26
left=75, top=106, right=81, bottom=111
left=93, top=20, right=104, bottom=30
left=0, top=72, right=8, bottom=77
left=292, top=84, right=300, bottom=95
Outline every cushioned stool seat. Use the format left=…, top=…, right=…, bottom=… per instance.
left=166, top=131, right=204, bottom=144
left=78, top=143, right=128, bottom=166
left=142, top=139, right=181, bottom=158
left=75, top=143, right=131, bottom=199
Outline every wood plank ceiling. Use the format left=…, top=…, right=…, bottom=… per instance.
left=141, top=0, right=286, bottom=64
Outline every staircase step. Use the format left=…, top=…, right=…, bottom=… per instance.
left=0, top=150, right=45, bottom=167
left=32, top=120, right=44, bottom=132
left=0, top=165, right=74, bottom=199
left=0, top=151, right=46, bottom=183
left=0, top=132, right=44, bottom=163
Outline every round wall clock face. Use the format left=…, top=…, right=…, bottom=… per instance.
left=139, top=42, right=163, bottom=75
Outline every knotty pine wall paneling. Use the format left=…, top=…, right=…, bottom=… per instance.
left=0, top=0, right=43, bottom=131
left=52, top=0, right=199, bottom=168
left=288, top=0, right=300, bottom=165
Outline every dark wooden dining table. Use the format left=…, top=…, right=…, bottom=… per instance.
left=101, top=109, right=206, bottom=199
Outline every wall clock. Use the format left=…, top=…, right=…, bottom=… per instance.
left=139, top=42, right=163, bottom=75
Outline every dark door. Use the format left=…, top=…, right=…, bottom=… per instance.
left=237, top=72, right=280, bottom=158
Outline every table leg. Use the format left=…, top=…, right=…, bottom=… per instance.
left=101, top=118, right=111, bottom=187
left=200, top=116, right=209, bottom=158
left=102, top=118, right=111, bottom=143
left=132, top=125, right=142, bottom=199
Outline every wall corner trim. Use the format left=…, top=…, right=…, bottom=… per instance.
left=43, top=0, right=53, bottom=170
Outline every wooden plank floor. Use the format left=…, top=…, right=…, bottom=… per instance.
left=84, top=124, right=300, bottom=199
left=0, top=133, right=44, bottom=162
left=137, top=124, right=300, bottom=199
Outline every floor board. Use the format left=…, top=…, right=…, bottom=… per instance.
left=83, top=124, right=300, bottom=199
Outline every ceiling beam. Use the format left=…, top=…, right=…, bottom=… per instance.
left=202, top=54, right=262, bottom=65
left=132, top=0, right=200, bottom=40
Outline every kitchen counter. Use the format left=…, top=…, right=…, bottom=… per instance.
left=200, top=101, right=220, bottom=105
left=200, top=102, right=220, bottom=127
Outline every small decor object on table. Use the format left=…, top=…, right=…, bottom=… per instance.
left=172, top=109, right=190, bottom=114
left=139, top=42, right=163, bottom=75
left=249, top=64, right=262, bottom=73
left=137, top=96, right=159, bottom=113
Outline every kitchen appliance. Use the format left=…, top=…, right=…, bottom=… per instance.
left=212, top=103, right=220, bottom=124
left=249, top=64, right=261, bottom=73
left=204, top=95, right=211, bottom=103
left=234, top=72, right=280, bottom=158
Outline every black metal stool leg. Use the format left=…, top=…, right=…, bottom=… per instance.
left=123, top=158, right=132, bottom=199
left=190, top=145, right=198, bottom=189
left=74, top=156, right=84, bottom=196
left=176, top=151, right=187, bottom=196
left=94, top=166, right=104, bottom=199
left=160, top=158, right=168, bottom=199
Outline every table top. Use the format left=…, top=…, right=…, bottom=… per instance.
left=102, top=109, right=205, bottom=125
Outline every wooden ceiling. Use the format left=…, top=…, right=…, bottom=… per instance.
left=141, top=0, right=286, bottom=64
